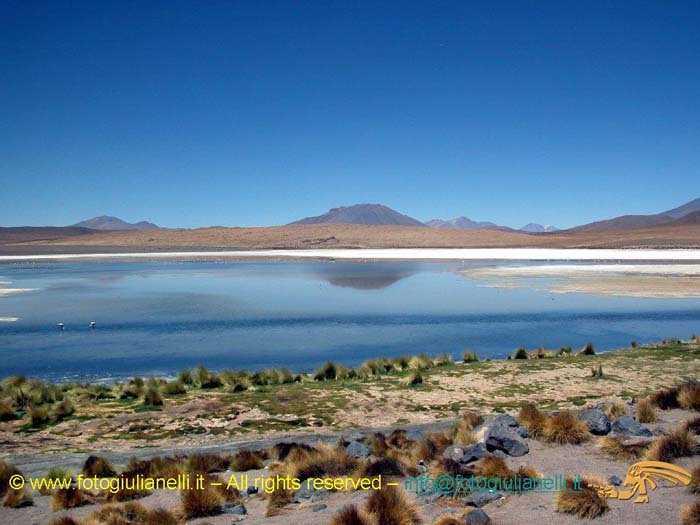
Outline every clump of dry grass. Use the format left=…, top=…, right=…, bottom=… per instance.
left=450, top=410, right=482, bottom=446
left=544, top=411, right=590, bottom=444
left=680, top=384, right=700, bottom=410
left=600, top=401, right=628, bottom=420
left=365, top=485, right=421, bottom=525
left=331, top=505, right=372, bottom=525
left=28, top=404, right=50, bottom=427
left=475, top=455, right=512, bottom=480
left=0, top=460, right=23, bottom=498
left=357, top=457, right=406, bottom=478
left=556, top=476, right=609, bottom=519
left=684, top=416, right=700, bottom=435
left=265, top=478, right=294, bottom=517
left=286, top=444, right=359, bottom=481
left=187, top=453, right=230, bottom=474
left=49, top=518, right=81, bottom=525
left=646, top=429, right=695, bottom=462
left=51, top=487, right=89, bottom=511
left=143, top=387, right=164, bottom=406
left=598, top=435, right=651, bottom=460
left=432, top=516, right=463, bottom=525
left=636, top=398, right=657, bottom=423
left=82, top=455, right=116, bottom=478
left=180, top=475, right=224, bottom=518
left=271, top=442, right=315, bottom=461
left=517, top=403, right=548, bottom=437
left=89, top=502, right=150, bottom=524
left=104, top=471, right=152, bottom=503
left=0, top=399, right=16, bottom=421
left=688, top=466, right=700, bottom=494
left=651, top=385, right=681, bottom=409
left=414, top=432, right=451, bottom=462
left=681, top=500, right=700, bottom=525
left=2, top=487, right=33, bottom=508
left=230, top=449, right=264, bottom=471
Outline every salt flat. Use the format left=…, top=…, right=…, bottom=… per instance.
left=2, top=247, right=700, bottom=261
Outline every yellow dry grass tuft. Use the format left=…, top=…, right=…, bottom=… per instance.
left=544, top=411, right=590, bottom=445
left=646, top=429, right=695, bottom=462
left=598, top=435, right=651, bottom=460
left=636, top=398, right=657, bottom=423
left=556, top=476, right=609, bottom=519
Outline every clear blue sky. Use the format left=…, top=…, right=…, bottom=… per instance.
left=1, top=1, right=699, bottom=229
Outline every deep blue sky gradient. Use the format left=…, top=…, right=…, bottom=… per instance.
left=1, top=1, right=699, bottom=228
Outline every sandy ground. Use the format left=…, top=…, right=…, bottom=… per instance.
left=465, top=264, right=700, bottom=298
left=3, top=247, right=700, bottom=262
left=3, top=409, right=700, bottom=525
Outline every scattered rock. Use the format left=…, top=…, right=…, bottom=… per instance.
left=485, top=424, right=529, bottom=457
left=516, top=427, right=530, bottom=438
left=491, top=414, right=520, bottom=428
left=608, top=476, right=622, bottom=486
left=226, top=504, right=247, bottom=515
left=464, top=508, right=492, bottom=525
left=465, top=491, right=503, bottom=507
left=491, top=450, right=508, bottom=459
left=611, top=416, right=653, bottom=437
left=292, top=485, right=329, bottom=503
left=406, top=429, right=426, bottom=442
left=343, top=430, right=364, bottom=442
left=443, top=443, right=487, bottom=464
left=312, top=503, right=327, bottom=512
left=346, top=440, right=371, bottom=458
left=652, top=427, right=667, bottom=436
left=246, top=485, right=258, bottom=495
left=578, top=409, right=611, bottom=435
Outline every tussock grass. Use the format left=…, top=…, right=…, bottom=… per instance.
left=600, top=401, right=627, bottom=420
left=646, top=429, right=695, bottom=462
left=51, top=487, right=89, bottom=511
left=28, top=404, right=50, bottom=427
left=270, top=442, right=315, bottom=461
left=285, top=444, right=359, bottom=481
left=577, top=343, right=596, bottom=356
left=636, top=398, right=657, bottom=423
left=0, top=460, right=23, bottom=498
left=401, top=370, right=423, bottom=386
left=193, top=366, right=222, bottom=388
left=681, top=500, right=700, bottom=525
left=53, top=398, right=75, bottom=420
left=357, top=457, right=406, bottom=478
left=475, top=455, right=512, bottom=479
left=187, top=453, right=230, bottom=474
left=49, top=518, right=81, bottom=525
left=162, top=380, right=187, bottom=395
left=462, top=350, right=479, bottom=363
left=688, top=466, right=700, bottom=494
left=414, top=432, right=451, bottom=462
left=90, top=502, right=150, bottom=524
left=513, top=348, right=528, bottom=359
left=82, top=455, right=116, bottom=478
left=230, top=449, right=264, bottom=471
left=680, top=384, right=700, bottom=410
left=0, top=399, right=16, bottom=421
left=517, top=403, right=548, bottom=437
left=365, top=485, right=421, bottom=525
left=684, top=416, right=700, bottom=435
left=331, top=505, right=372, bottom=525
left=556, top=476, right=609, bottom=519
left=265, top=478, right=294, bottom=517
left=143, top=386, right=164, bottom=406
left=38, top=466, right=73, bottom=495
left=651, top=385, right=681, bottom=409
left=598, top=435, right=650, bottom=460
left=433, top=516, right=462, bottom=525
left=180, top=474, right=224, bottom=518
left=544, top=411, right=590, bottom=444
left=2, top=487, right=33, bottom=508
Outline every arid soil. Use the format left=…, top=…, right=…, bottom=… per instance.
left=3, top=222, right=700, bottom=253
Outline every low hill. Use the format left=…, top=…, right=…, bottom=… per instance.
left=73, top=216, right=159, bottom=231
left=289, top=204, right=424, bottom=227
left=0, top=226, right=96, bottom=245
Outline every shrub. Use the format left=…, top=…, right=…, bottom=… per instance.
left=680, top=384, right=700, bottom=410
left=651, top=385, right=681, bottom=409
left=646, top=429, right=695, bottom=462
left=517, top=403, right=548, bottom=437
left=636, top=398, right=657, bottom=423
left=0, top=460, right=22, bottom=498
left=314, top=362, right=339, bottom=381
left=513, top=347, right=528, bottom=359
left=365, top=485, right=420, bottom=525
left=685, top=416, right=700, bottom=435
left=544, top=411, right=589, bottom=444
left=631, top=340, right=638, bottom=348
left=578, top=343, right=596, bottom=356
left=119, top=384, right=141, bottom=399
left=193, top=366, right=222, bottom=388
left=408, top=353, right=433, bottom=370
left=180, top=475, right=224, bottom=518
left=178, top=369, right=193, bottom=385
left=187, top=453, right=230, bottom=474
left=230, top=449, right=264, bottom=471
left=432, top=353, right=453, bottom=367
left=556, top=476, right=609, bottom=519
left=357, top=457, right=405, bottom=478
left=82, top=455, right=116, bottom=478
left=0, top=400, right=16, bottom=421
left=287, top=445, right=359, bottom=482
left=38, top=467, right=73, bottom=495
left=557, top=346, right=573, bottom=356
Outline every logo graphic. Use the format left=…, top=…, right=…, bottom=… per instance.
left=591, top=461, right=691, bottom=504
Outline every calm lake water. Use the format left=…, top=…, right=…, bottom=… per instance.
left=1, top=261, right=699, bottom=382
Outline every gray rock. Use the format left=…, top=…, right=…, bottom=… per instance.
left=608, top=475, right=622, bottom=486
left=491, top=450, right=508, bottom=459
left=312, top=503, right=327, bottom=512
left=611, top=416, right=653, bottom=437
left=517, top=426, right=530, bottom=438
left=418, top=493, right=443, bottom=505
left=292, top=485, right=329, bottom=503
left=465, top=491, right=502, bottom=507
left=346, top=440, right=371, bottom=458
left=443, top=443, right=487, bottom=464
left=406, top=429, right=426, bottom=442
left=652, top=427, right=667, bottom=436
left=464, top=508, right=492, bottom=525
left=246, top=485, right=258, bottom=495
left=491, top=414, right=519, bottom=428
left=343, top=430, right=365, bottom=442
left=485, top=424, right=529, bottom=457
left=227, top=504, right=247, bottom=515
left=579, top=409, right=611, bottom=435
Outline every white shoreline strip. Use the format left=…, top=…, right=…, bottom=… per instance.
left=2, top=248, right=700, bottom=262
left=475, top=264, right=700, bottom=275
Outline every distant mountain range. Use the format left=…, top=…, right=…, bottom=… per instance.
left=425, top=216, right=503, bottom=230
left=72, top=216, right=159, bottom=231
left=290, top=204, right=424, bottom=227
left=519, top=223, right=559, bottom=233
left=567, top=198, right=700, bottom=232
